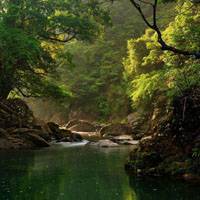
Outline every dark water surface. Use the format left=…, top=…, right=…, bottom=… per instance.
left=0, top=144, right=199, bottom=200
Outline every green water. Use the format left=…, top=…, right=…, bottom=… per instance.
left=0, top=144, right=199, bottom=200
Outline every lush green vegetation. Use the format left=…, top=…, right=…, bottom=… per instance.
left=55, top=0, right=147, bottom=120
left=0, top=0, right=109, bottom=99
left=124, top=1, right=200, bottom=109
left=1, top=0, right=200, bottom=123
left=27, top=0, right=148, bottom=121
left=123, top=0, right=200, bottom=179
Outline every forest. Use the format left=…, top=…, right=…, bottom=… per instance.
left=0, top=0, right=200, bottom=199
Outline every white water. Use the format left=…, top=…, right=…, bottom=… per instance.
left=52, top=140, right=89, bottom=147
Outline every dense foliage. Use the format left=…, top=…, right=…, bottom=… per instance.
left=39, top=0, right=147, bottom=121
left=1, top=0, right=200, bottom=123
left=0, top=0, right=109, bottom=99
left=123, top=1, right=200, bottom=109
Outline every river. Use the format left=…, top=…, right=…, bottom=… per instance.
left=0, top=143, right=199, bottom=200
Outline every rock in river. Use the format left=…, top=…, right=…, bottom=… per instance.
left=66, top=120, right=98, bottom=132
left=111, top=135, right=139, bottom=145
left=100, top=123, right=132, bottom=138
left=89, top=139, right=119, bottom=148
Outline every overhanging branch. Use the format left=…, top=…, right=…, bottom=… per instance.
left=129, top=0, right=200, bottom=59
left=40, top=33, right=77, bottom=43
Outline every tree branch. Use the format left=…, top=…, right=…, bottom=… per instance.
left=130, top=0, right=154, bottom=28
left=129, top=0, right=200, bottom=59
left=40, top=33, right=77, bottom=43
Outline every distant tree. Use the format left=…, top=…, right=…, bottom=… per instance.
left=55, top=0, right=145, bottom=120
left=0, top=0, right=109, bottom=98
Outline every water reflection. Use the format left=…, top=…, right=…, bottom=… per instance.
left=129, top=176, right=200, bottom=200
left=0, top=146, right=199, bottom=200
left=0, top=147, right=135, bottom=200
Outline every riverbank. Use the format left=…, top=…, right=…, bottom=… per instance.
left=0, top=98, right=139, bottom=149
left=125, top=88, right=200, bottom=182
left=0, top=99, right=83, bottom=149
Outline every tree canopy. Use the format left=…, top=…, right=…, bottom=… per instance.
left=0, top=0, right=109, bottom=98
left=124, top=0, right=200, bottom=109
left=127, top=0, right=200, bottom=58
left=1, top=0, right=200, bottom=123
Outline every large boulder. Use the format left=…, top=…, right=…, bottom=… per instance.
left=0, top=128, right=50, bottom=149
left=33, top=118, right=52, bottom=140
left=9, top=128, right=50, bottom=141
left=0, top=138, right=18, bottom=149
left=47, top=122, right=60, bottom=133
left=47, top=122, right=64, bottom=140
left=100, top=123, right=132, bottom=138
left=111, top=135, right=139, bottom=145
left=23, top=133, right=50, bottom=147
left=9, top=128, right=50, bottom=147
left=89, top=139, right=119, bottom=148
left=57, top=130, right=83, bottom=143
left=47, top=122, right=83, bottom=142
left=0, top=99, right=35, bottom=129
left=127, top=112, right=150, bottom=139
left=0, top=98, right=87, bottom=149
left=69, top=132, right=83, bottom=142
left=71, top=131, right=101, bottom=141
left=66, top=120, right=98, bottom=132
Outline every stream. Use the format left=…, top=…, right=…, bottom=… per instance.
left=0, top=143, right=199, bottom=200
